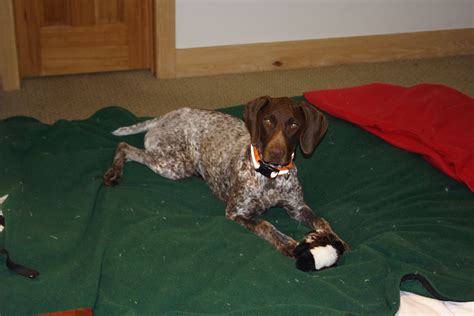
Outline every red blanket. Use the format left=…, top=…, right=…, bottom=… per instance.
left=304, top=83, right=474, bottom=192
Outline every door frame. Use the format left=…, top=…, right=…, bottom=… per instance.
left=0, top=0, right=20, bottom=91
left=154, top=0, right=176, bottom=79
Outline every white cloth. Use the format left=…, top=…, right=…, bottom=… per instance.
left=397, top=291, right=474, bottom=316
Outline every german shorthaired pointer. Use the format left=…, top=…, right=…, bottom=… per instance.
left=104, top=96, right=349, bottom=271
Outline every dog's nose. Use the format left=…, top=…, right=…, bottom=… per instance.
left=269, top=148, right=285, bottom=160
left=265, top=147, right=288, bottom=165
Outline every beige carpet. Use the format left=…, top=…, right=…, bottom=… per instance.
left=1, top=55, right=473, bottom=123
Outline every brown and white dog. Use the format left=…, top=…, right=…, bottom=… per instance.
left=104, top=96, right=349, bottom=271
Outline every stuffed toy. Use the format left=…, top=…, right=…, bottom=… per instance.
left=294, top=230, right=346, bottom=272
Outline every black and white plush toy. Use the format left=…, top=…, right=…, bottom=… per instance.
left=293, top=230, right=459, bottom=303
left=293, top=230, right=346, bottom=272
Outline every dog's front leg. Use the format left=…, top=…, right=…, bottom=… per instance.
left=226, top=205, right=297, bottom=257
left=287, top=204, right=350, bottom=251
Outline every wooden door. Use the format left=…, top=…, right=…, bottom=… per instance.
left=14, top=0, right=153, bottom=77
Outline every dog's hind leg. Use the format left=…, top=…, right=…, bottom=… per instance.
left=103, top=142, right=195, bottom=186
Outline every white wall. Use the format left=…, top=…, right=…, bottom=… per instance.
left=176, top=0, right=474, bottom=48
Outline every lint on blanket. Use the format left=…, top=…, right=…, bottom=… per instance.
left=0, top=194, right=39, bottom=278
left=304, top=83, right=474, bottom=192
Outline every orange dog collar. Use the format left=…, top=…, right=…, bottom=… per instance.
left=250, top=144, right=294, bottom=179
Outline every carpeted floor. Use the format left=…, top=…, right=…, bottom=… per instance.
left=1, top=55, right=473, bottom=123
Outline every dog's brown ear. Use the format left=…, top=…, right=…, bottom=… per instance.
left=244, top=96, right=271, bottom=144
left=299, top=102, right=328, bottom=155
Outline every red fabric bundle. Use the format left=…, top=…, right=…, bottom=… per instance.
left=304, top=83, right=474, bottom=191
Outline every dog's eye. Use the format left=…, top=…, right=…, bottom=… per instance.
left=263, top=118, right=273, bottom=127
left=290, top=122, right=299, bottom=129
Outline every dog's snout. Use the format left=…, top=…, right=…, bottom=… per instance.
left=263, top=130, right=289, bottom=165
left=268, top=147, right=285, bottom=161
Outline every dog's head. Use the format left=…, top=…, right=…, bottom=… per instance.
left=244, top=96, right=328, bottom=166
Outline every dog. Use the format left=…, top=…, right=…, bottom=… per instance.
left=104, top=96, right=349, bottom=271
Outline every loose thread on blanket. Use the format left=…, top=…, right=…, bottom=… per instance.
left=401, top=273, right=459, bottom=302
left=0, top=248, right=39, bottom=279
left=0, top=195, right=39, bottom=278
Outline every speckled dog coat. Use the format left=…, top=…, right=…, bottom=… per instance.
left=104, top=97, right=349, bottom=271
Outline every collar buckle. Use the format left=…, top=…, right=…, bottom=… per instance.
left=256, top=163, right=280, bottom=179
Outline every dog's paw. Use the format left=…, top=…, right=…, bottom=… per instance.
left=103, top=167, right=122, bottom=186
left=293, top=230, right=346, bottom=272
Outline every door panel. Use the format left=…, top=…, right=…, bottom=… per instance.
left=40, top=0, right=71, bottom=26
left=96, top=0, right=123, bottom=24
left=14, top=0, right=152, bottom=77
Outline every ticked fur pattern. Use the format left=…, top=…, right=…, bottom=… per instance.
left=104, top=106, right=349, bottom=270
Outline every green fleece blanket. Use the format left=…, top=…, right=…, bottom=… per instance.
left=1, top=97, right=473, bottom=315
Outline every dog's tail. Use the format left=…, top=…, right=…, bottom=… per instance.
left=112, top=118, right=161, bottom=136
